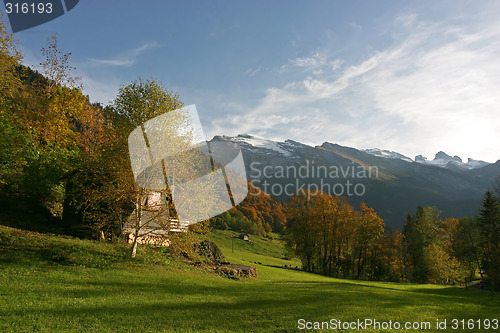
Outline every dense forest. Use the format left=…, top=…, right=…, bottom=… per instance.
left=1, top=16, right=499, bottom=289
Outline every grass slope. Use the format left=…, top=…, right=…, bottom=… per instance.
left=0, top=225, right=499, bottom=332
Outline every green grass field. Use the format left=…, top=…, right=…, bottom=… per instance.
left=0, top=225, right=499, bottom=332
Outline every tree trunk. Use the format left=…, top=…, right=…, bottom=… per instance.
left=131, top=195, right=142, bottom=258
left=131, top=237, right=138, bottom=258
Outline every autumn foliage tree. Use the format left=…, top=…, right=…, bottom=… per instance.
left=283, top=192, right=483, bottom=285
left=210, top=182, right=287, bottom=235
left=0, top=23, right=87, bottom=217
left=284, top=190, right=388, bottom=280
left=354, top=203, right=385, bottom=279
left=0, top=14, right=26, bottom=203
left=0, top=18, right=126, bottom=234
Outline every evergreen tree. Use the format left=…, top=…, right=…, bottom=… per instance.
left=478, top=190, right=500, bottom=289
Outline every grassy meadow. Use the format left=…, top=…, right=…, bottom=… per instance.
left=0, top=225, right=499, bottom=332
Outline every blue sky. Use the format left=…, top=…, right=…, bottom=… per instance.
left=8, top=0, right=500, bottom=162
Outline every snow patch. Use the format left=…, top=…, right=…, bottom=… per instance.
left=363, top=148, right=413, bottom=163
left=232, top=134, right=293, bottom=157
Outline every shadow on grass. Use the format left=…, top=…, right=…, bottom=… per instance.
left=2, top=266, right=499, bottom=332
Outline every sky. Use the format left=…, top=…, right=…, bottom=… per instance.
left=6, top=0, right=500, bottom=163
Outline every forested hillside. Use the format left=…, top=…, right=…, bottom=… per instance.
left=1, top=26, right=113, bottom=227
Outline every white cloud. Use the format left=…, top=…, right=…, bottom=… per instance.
left=349, top=22, right=363, bottom=33
left=360, top=18, right=500, bottom=161
left=330, top=59, right=343, bottom=70
left=210, top=13, right=500, bottom=162
left=395, top=13, right=418, bottom=29
left=282, top=51, right=342, bottom=74
left=80, top=74, right=120, bottom=105
left=89, top=42, right=160, bottom=67
left=286, top=50, right=343, bottom=73
left=244, top=66, right=261, bottom=77
left=289, top=51, right=323, bottom=67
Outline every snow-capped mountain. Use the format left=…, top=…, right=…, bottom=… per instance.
left=234, top=134, right=490, bottom=170
left=413, top=151, right=489, bottom=170
left=362, top=147, right=489, bottom=170
left=211, top=134, right=499, bottom=228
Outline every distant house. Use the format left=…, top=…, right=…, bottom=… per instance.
left=239, top=233, right=250, bottom=241
left=122, top=191, right=189, bottom=247
left=144, top=191, right=162, bottom=211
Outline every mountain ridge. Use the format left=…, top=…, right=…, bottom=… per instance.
left=210, top=134, right=500, bottom=228
left=232, top=133, right=494, bottom=169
